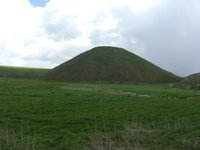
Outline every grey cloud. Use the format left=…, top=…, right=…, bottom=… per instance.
left=41, top=13, right=81, bottom=41
left=89, top=29, right=118, bottom=46
left=111, top=0, right=200, bottom=76
left=88, top=12, right=118, bottom=46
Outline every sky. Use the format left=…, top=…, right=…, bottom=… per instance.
left=29, top=0, right=49, bottom=7
left=0, top=0, right=200, bottom=77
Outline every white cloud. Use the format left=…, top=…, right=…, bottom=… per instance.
left=0, top=0, right=199, bottom=76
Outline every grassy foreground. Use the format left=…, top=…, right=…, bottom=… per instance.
left=0, top=78, right=199, bottom=149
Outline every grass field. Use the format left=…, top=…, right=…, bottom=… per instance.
left=0, top=78, right=200, bottom=149
left=0, top=66, right=49, bottom=79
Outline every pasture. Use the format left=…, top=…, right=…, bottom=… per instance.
left=0, top=78, right=199, bottom=149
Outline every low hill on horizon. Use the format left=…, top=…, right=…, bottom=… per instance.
left=45, top=46, right=180, bottom=83
left=175, top=73, right=200, bottom=89
left=0, top=66, right=49, bottom=79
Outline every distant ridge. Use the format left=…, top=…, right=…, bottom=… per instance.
left=45, top=46, right=180, bottom=83
left=0, top=66, right=49, bottom=79
left=175, top=73, right=200, bottom=89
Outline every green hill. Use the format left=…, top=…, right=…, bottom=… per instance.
left=45, top=46, right=180, bottom=83
left=0, top=66, right=49, bottom=79
left=175, top=73, right=200, bottom=89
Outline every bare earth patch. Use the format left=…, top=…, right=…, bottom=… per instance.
left=59, top=86, right=151, bottom=97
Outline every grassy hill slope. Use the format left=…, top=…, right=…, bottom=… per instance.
left=46, top=46, right=180, bottom=83
left=0, top=66, right=49, bottom=79
left=175, top=73, right=200, bottom=89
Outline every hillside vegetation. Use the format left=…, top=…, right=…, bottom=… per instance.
left=175, top=73, right=200, bottom=89
left=46, top=46, right=180, bottom=83
left=0, top=66, right=49, bottom=79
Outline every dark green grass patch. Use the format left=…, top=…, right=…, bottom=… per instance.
left=0, top=78, right=199, bottom=149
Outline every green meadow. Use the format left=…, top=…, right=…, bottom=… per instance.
left=0, top=78, right=199, bottom=149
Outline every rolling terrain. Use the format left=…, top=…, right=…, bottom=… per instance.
left=46, top=46, right=180, bottom=83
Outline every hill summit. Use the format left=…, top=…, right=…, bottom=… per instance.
left=45, top=46, right=179, bottom=83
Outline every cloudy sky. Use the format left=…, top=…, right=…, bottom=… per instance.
left=0, top=0, right=200, bottom=77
